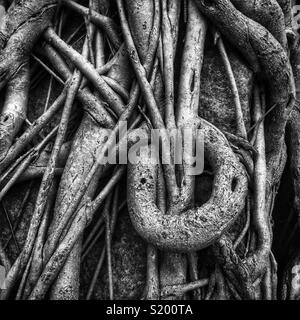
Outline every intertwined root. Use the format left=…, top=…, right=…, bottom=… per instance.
left=0, top=0, right=56, bottom=162
left=128, top=118, right=248, bottom=252
left=0, top=0, right=299, bottom=300
left=230, top=0, right=287, bottom=47
left=195, top=0, right=295, bottom=176
left=0, top=0, right=56, bottom=90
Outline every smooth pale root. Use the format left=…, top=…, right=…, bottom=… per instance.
left=127, top=118, right=248, bottom=252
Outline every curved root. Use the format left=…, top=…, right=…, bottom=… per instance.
left=195, top=0, right=295, bottom=183
left=127, top=118, right=248, bottom=252
left=0, top=0, right=56, bottom=90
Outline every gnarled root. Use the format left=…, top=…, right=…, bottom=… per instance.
left=40, top=0, right=154, bottom=299
left=127, top=118, right=248, bottom=252
left=0, top=0, right=56, bottom=164
left=0, top=0, right=56, bottom=90
left=0, top=62, right=29, bottom=161
left=46, top=115, right=111, bottom=299
left=230, top=0, right=287, bottom=48
left=195, top=0, right=295, bottom=183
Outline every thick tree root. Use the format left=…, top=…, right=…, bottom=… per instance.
left=230, top=0, right=287, bottom=48
left=195, top=0, right=295, bottom=183
left=127, top=118, right=248, bottom=252
left=0, top=0, right=57, bottom=90
left=0, top=62, right=29, bottom=161
left=0, top=0, right=298, bottom=301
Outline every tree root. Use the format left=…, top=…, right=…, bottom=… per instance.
left=0, top=0, right=57, bottom=90
left=0, top=62, right=29, bottom=161
left=195, top=0, right=295, bottom=184
left=127, top=118, right=248, bottom=252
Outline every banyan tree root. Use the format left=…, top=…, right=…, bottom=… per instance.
left=230, top=0, right=287, bottom=48
left=17, top=0, right=160, bottom=299
left=29, top=21, right=159, bottom=298
left=158, top=0, right=206, bottom=300
left=127, top=118, right=248, bottom=252
left=212, top=87, right=271, bottom=300
left=123, top=0, right=163, bottom=300
left=157, top=0, right=184, bottom=300
left=0, top=0, right=57, bottom=163
left=27, top=41, right=90, bottom=299
left=27, top=166, right=125, bottom=300
left=0, top=62, right=29, bottom=161
left=0, top=0, right=299, bottom=301
left=42, top=1, right=133, bottom=299
left=193, top=0, right=292, bottom=299
left=195, top=0, right=295, bottom=184
left=44, top=18, right=107, bottom=300
left=0, top=0, right=57, bottom=90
